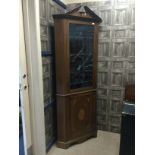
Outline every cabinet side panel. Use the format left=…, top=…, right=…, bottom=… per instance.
left=57, top=96, right=67, bottom=141
left=93, top=25, right=99, bottom=88
left=54, top=19, right=68, bottom=94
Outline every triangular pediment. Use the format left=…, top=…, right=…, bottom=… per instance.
left=67, top=11, right=93, bottom=19
left=53, top=6, right=102, bottom=24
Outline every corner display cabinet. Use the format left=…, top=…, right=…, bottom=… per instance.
left=53, top=6, right=102, bottom=149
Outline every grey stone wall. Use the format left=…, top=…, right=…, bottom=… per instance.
left=39, top=0, right=66, bottom=149
left=40, top=0, right=66, bottom=51
left=67, top=0, right=135, bottom=133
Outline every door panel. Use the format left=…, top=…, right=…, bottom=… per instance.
left=70, top=92, right=96, bottom=138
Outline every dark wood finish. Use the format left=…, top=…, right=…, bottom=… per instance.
left=125, top=84, right=135, bottom=102
left=57, top=91, right=97, bottom=149
left=53, top=6, right=101, bottom=149
left=53, top=0, right=67, bottom=9
left=53, top=6, right=102, bottom=23
left=84, top=6, right=102, bottom=23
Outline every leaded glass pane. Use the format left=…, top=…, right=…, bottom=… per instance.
left=69, top=24, right=94, bottom=89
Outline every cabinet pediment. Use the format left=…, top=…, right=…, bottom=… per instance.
left=53, top=6, right=102, bottom=23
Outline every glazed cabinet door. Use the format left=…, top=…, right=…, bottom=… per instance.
left=69, top=23, right=95, bottom=90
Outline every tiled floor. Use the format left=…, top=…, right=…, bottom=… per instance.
left=47, top=130, right=120, bottom=155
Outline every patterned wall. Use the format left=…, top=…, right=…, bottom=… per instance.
left=39, top=0, right=65, bottom=150
left=40, top=0, right=65, bottom=51
left=67, top=0, right=135, bottom=133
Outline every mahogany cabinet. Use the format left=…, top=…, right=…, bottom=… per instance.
left=53, top=6, right=102, bottom=149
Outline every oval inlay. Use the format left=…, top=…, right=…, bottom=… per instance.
left=78, top=109, right=85, bottom=121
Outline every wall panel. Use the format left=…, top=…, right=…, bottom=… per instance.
left=67, top=0, right=135, bottom=133
left=39, top=0, right=66, bottom=150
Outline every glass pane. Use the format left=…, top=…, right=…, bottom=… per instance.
left=69, top=23, right=94, bottom=89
